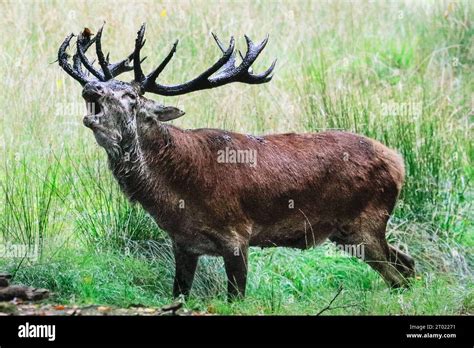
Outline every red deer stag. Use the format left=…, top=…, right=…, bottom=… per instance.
left=58, top=24, right=415, bottom=300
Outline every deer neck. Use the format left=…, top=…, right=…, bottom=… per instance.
left=106, top=121, right=149, bottom=203
left=138, top=123, right=209, bottom=191
left=107, top=121, right=180, bottom=229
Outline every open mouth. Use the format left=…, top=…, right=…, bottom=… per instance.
left=83, top=97, right=104, bottom=130
left=85, top=101, right=102, bottom=116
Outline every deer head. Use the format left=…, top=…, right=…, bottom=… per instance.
left=58, top=24, right=276, bottom=158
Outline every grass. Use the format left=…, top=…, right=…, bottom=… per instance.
left=0, top=0, right=472, bottom=314
left=8, top=246, right=473, bottom=315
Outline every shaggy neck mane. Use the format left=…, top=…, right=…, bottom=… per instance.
left=104, top=121, right=193, bottom=222
left=106, top=119, right=218, bottom=232
left=106, top=121, right=150, bottom=203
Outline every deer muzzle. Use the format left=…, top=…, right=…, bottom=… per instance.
left=83, top=114, right=100, bottom=129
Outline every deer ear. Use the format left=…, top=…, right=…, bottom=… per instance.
left=154, top=106, right=185, bottom=122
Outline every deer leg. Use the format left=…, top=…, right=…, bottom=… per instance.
left=223, top=245, right=248, bottom=301
left=330, top=225, right=410, bottom=288
left=173, top=246, right=199, bottom=298
left=362, top=239, right=410, bottom=288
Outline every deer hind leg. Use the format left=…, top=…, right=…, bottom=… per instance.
left=362, top=238, right=412, bottom=288
left=330, top=218, right=413, bottom=288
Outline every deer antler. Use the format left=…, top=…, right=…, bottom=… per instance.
left=58, top=24, right=144, bottom=86
left=58, top=33, right=89, bottom=85
left=58, top=23, right=276, bottom=92
left=133, top=24, right=276, bottom=96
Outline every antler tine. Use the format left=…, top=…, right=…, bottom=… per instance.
left=133, top=23, right=147, bottom=83
left=212, top=33, right=237, bottom=74
left=238, top=35, right=268, bottom=72
left=77, top=33, right=105, bottom=81
left=58, top=33, right=90, bottom=86
left=73, top=33, right=96, bottom=77
left=95, top=24, right=113, bottom=80
left=72, top=47, right=84, bottom=76
left=145, top=40, right=179, bottom=84
left=233, top=57, right=276, bottom=84
left=211, top=32, right=227, bottom=53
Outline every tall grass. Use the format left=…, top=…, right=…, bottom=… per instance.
left=0, top=0, right=472, bottom=313
left=0, top=153, right=63, bottom=261
left=59, top=149, right=163, bottom=251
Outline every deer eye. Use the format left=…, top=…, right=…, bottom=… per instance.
left=124, top=93, right=136, bottom=100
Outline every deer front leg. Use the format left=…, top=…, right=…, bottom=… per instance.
left=173, top=245, right=198, bottom=298
left=223, top=245, right=248, bottom=301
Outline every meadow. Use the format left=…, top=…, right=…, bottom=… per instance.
left=0, top=0, right=472, bottom=314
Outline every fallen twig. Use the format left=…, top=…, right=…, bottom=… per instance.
left=0, top=273, right=49, bottom=302
left=316, top=286, right=344, bottom=316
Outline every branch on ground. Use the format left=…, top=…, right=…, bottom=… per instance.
left=0, top=273, right=50, bottom=302
left=316, top=286, right=352, bottom=316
